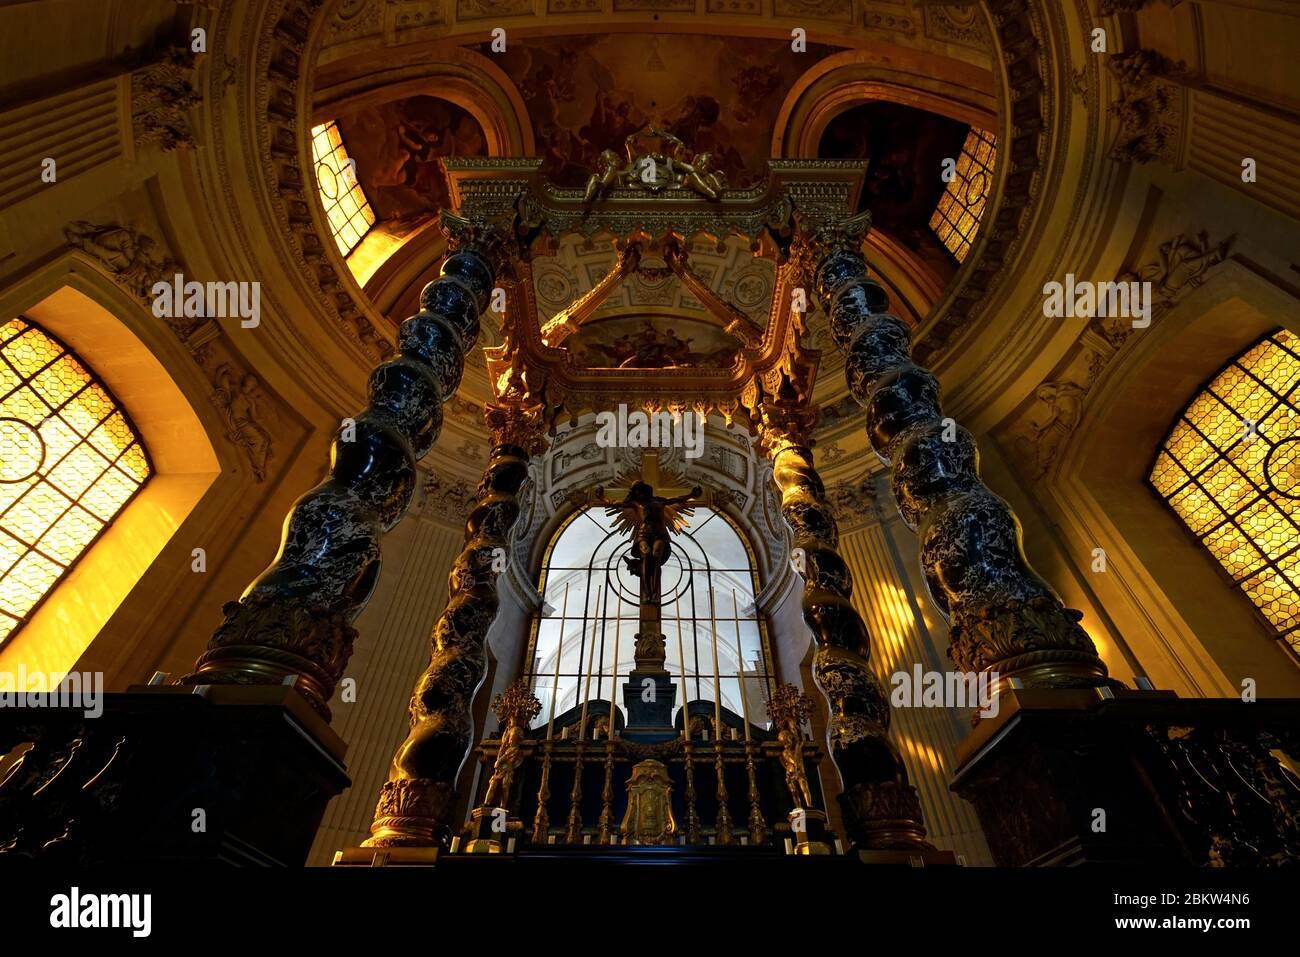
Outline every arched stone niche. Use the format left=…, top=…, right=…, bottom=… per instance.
left=1052, top=260, right=1300, bottom=698
left=0, top=258, right=222, bottom=684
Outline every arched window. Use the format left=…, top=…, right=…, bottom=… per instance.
left=929, top=126, right=996, bottom=263
left=1149, top=328, right=1300, bottom=663
left=525, top=504, right=774, bottom=733
left=311, top=121, right=376, bottom=256
left=0, top=317, right=151, bottom=645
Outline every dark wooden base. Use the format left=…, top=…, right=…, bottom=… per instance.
left=0, top=683, right=349, bottom=866
left=950, top=687, right=1300, bottom=867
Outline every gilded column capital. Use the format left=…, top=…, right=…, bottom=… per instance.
left=790, top=207, right=873, bottom=266
left=439, top=206, right=528, bottom=280
left=485, top=402, right=549, bottom=457
left=753, top=395, right=820, bottom=459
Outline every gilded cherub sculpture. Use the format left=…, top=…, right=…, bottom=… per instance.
left=580, top=124, right=727, bottom=204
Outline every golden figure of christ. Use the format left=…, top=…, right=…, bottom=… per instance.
left=593, top=480, right=703, bottom=666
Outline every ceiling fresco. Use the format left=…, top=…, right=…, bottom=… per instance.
left=568, top=315, right=742, bottom=370
left=818, top=100, right=970, bottom=251
left=335, top=94, right=488, bottom=223
left=479, top=33, right=835, bottom=189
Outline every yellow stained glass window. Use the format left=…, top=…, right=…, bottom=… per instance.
left=1149, top=329, right=1300, bottom=662
left=311, top=120, right=377, bottom=257
left=0, top=318, right=151, bottom=645
left=929, top=127, right=996, bottom=263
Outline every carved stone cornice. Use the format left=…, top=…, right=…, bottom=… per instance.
left=254, top=0, right=389, bottom=361
left=442, top=156, right=865, bottom=249
left=62, top=220, right=278, bottom=483
left=1098, top=0, right=1183, bottom=13
left=912, top=0, right=1052, bottom=366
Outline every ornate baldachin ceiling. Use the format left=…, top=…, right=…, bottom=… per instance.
left=440, top=155, right=870, bottom=431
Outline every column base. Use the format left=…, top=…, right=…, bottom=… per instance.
left=462, top=805, right=515, bottom=854
left=333, top=846, right=441, bottom=867
left=361, top=778, right=456, bottom=849
left=787, top=808, right=834, bottom=855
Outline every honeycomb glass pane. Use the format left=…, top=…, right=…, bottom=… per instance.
left=1165, top=420, right=1216, bottom=475
left=1202, top=522, right=1265, bottom=581
left=1152, top=329, right=1300, bottom=656
left=0, top=550, right=62, bottom=617
left=0, top=318, right=149, bottom=644
left=1150, top=451, right=1189, bottom=497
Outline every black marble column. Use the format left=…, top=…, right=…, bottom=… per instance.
left=809, top=231, right=1116, bottom=692
left=183, top=244, right=498, bottom=720
left=759, top=406, right=934, bottom=852
left=361, top=404, right=545, bottom=849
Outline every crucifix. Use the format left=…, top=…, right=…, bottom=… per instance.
left=592, top=451, right=704, bottom=734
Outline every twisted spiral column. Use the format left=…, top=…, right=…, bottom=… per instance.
left=183, top=244, right=500, bottom=720
left=810, top=237, right=1117, bottom=691
left=760, top=411, right=932, bottom=851
left=363, top=404, right=544, bottom=848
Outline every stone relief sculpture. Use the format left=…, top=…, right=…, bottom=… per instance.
left=64, top=221, right=179, bottom=303
left=1012, top=381, right=1087, bottom=481
left=211, top=365, right=275, bottom=483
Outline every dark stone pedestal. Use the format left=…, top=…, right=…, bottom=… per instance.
left=950, top=687, right=1300, bottom=867
left=0, top=683, right=349, bottom=866
left=622, top=669, right=676, bottom=741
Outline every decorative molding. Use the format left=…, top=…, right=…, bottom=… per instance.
left=864, top=4, right=918, bottom=35
left=1009, top=380, right=1086, bottom=481
left=922, top=3, right=990, bottom=49
left=1005, top=229, right=1235, bottom=480
left=130, top=45, right=203, bottom=151
left=1106, top=229, right=1235, bottom=345
left=914, top=0, right=1050, bottom=366
left=63, top=220, right=179, bottom=303
left=63, top=219, right=278, bottom=482
left=1107, top=49, right=1189, bottom=166
left=773, top=0, right=855, bottom=22
left=613, top=0, right=695, bottom=10
left=204, top=361, right=276, bottom=483
left=705, top=0, right=761, bottom=12
left=459, top=0, right=533, bottom=17
left=422, top=470, right=479, bottom=525
left=1098, top=0, right=1183, bottom=13
left=255, top=0, right=390, bottom=361
left=825, top=475, right=880, bottom=528
left=0, top=79, right=123, bottom=211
